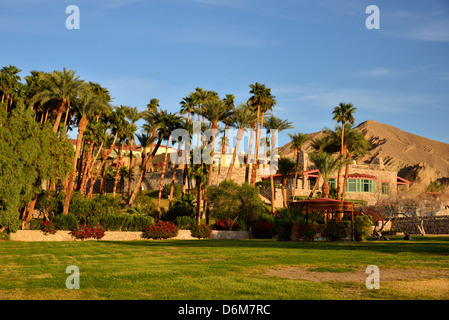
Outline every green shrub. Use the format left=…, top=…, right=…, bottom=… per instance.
left=207, top=181, right=265, bottom=228
left=174, top=216, right=195, bottom=229
left=273, top=207, right=304, bottom=241
left=52, top=213, right=78, bottom=231
left=190, top=224, right=212, bottom=239
left=142, top=221, right=178, bottom=239
left=324, top=221, right=350, bottom=241
left=162, top=195, right=196, bottom=222
left=353, top=215, right=373, bottom=241
left=162, top=183, right=182, bottom=199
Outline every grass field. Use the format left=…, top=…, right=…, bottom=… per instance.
left=1, top=237, right=449, bottom=300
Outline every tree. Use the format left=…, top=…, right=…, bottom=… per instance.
left=0, top=103, right=72, bottom=231
left=264, top=115, right=293, bottom=212
left=277, top=158, right=296, bottom=208
left=217, top=94, right=235, bottom=177
left=32, top=68, right=84, bottom=133
left=155, top=111, right=183, bottom=218
left=307, top=150, right=347, bottom=198
left=123, top=106, right=142, bottom=197
left=0, top=65, right=22, bottom=113
left=226, top=103, right=256, bottom=180
left=248, top=83, right=275, bottom=186
left=332, top=102, right=357, bottom=200
left=288, top=132, right=310, bottom=195
left=63, top=86, right=108, bottom=214
left=188, top=148, right=209, bottom=226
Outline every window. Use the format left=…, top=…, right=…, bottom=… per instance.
left=382, top=183, right=390, bottom=195
left=328, top=178, right=336, bottom=189
left=346, top=179, right=375, bottom=193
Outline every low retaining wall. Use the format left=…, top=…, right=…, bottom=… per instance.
left=9, top=230, right=253, bottom=242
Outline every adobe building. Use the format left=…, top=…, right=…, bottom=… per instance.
left=260, top=150, right=410, bottom=207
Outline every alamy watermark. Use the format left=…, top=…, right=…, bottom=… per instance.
left=168, top=121, right=279, bottom=175
left=66, top=265, right=80, bottom=289
left=66, top=5, right=80, bottom=30
left=366, top=5, right=380, bottom=30
left=365, top=265, right=380, bottom=289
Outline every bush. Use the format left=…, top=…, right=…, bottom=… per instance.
left=162, top=195, right=196, bottom=222
left=142, top=221, right=178, bottom=239
left=324, top=221, right=350, bottom=241
left=42, top=220, right=57, bottom=235
left=252, top=221, right=274, bottom=239
left=99, top=214, right=154, bottom=231
left=190, top=224, right=212, bottom=239
left=353, top=215, right=373, bottom=241
left=52, top=214, right=78, bottom=231
left=272, top=207, right=303, bottom=241
left=162, top=183, right=182, bottom=199
left=174, top=216, right=195, bottom=229
left=70, top=224, right=106, bottom=240
left=212, top=219, right=240, bottom=231
left=207, top=181, right=265, bottom=228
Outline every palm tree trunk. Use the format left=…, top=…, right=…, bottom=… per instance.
left=127, top=140, right=134, bottom=198
left=112, top=140, right=124, bottom=199
left=128, top=139, right=162, bottom=206
left=53, top=101, right=66, bottom=133
left=308, top=172, right=322, bottom=199
left=157, top=140, right=170, bottom=218
left=337, top=120, right=346, bottom=200
left=281, top=179, right=287, bottom=208
left=342, top=154, right=351, bottom=201
left=196, top=176, right=202, bottom=226
left=80, top=141, right=94, bottom=195
left=322, top=180, right=330, bottom=198
left=63, top=116, right=89, bottom=215
left=226, top=129, right=244, bottom=180
left=250, top=105, right=261, bottom=186
left=84, top=142, right=103, bottom=197
left=245, top=126, right=255, bottom=183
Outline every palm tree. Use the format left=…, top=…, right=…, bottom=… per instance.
left=218, top=94, right=235, bottom=177
left=124, top=106, right=142, bottom=197
left=156, top=111, right=183, bottom=218
left=329, top=123, right=371, bottom=200
left=248, top=83, right=276, bottom=186
left=332, top=102, right=357, bottom=199
left=264, top=115, right=294, bottom=212
left=128, top=100, right=163, bottom=206
left=307, top=150, right=347, bottom=198
left=32, top=68, right=84, bottom=133
left=63, top=86, right=107, bottom=214
left=188, top=148, right=209, bottom=226
left=226, top=103, right=255, bottom=180
left=0, top=65, right=22, bottom=112
left=288, top=132, right=310, bottom=194
left=277, top=158, right=296, bottom=208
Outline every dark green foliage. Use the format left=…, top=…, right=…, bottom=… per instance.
left=353, top=215, right=373, bottom=241
left=207, top=180, right=265, bottom=228
left=0, top=104, right=73, bottom=232
left=324, top=221, right=351, bottom=241
left=273, top=207, right=304, bottom=241
left=162, top=194, right=196, bottom=222
left=174, top=216, right=195, bottom=229
left=162, top=183, right=182, bottom=199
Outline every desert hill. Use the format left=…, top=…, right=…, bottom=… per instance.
left=279, top=119, right=449, bottom=191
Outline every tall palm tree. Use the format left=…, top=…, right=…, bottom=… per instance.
left=332, top=102, right=357, bottom=200
left=288, top=132, right=310, bottom=194
left=217, top=94, right=235, bottom=177
left=277, top=158, right=296, bottom=208
left=188, top=148, right=209, bottom=226
left=248, top=83, right=275, bottom=186
left=156, top=111, right=183, bottom=218
left=327, top=124, right=371, bottom=201
left=128, top=100, right=163, bottom=206
left=32, top=68, right=84, bottom=133
left=134, top=132, right=157, bottom=194
left=226, top=103, right=255, bottom=180
left=307, top=150, right=348, bottom=199
left=63, top=87, right=107, bottom=214
left=0, top=65, right=22, bottom=112
left=264, top=115, right=294, bottom=213
left=124, top=106, right=142, bottom=197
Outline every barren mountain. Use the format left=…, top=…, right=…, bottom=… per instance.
left=279, top=119, right=449, bottom=191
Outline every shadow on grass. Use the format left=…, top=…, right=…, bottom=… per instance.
left=106, top=236, right=449, bottom=256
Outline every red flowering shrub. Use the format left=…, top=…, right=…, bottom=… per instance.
left=212, top=219, right=240, bottom=231
left=190, top=224, right=212, bottom=239
left=252, top=221, right=274, bottom=239
left=42, top=220, right=57, bottom=235
left=142, top=221, right=178, bottom=239
left=70, top=224, right=106, bottom=240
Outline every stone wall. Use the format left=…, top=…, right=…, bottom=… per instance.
left=9, top=229, right=253, bottom=241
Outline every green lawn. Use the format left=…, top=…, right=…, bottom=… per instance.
left=1, top=237, right=449, bottom=300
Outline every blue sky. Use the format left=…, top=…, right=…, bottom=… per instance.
left=1, top=0, right=449, bottom=148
